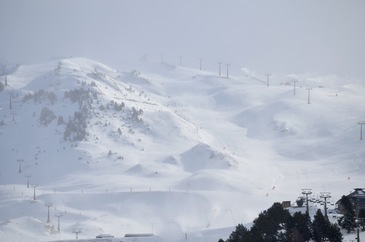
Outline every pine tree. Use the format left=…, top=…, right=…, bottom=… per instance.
left=225, top=224, right=248, bottom=242
left=222, top=202, right=342, bottom=242
left=326, top=223, right=343, bottom=242
left=312, top=209, right=329, bottom=242
left=249, top=203, right=291, bottom=241
left=358, top=208, right=365, bottom=229
left=338, top=195, right=357, bottom=233
left=244, top=226, right=263, bottom=242
left=287, top=212, right=312, bottom=242
left=312, top=209, right=343, bottom=242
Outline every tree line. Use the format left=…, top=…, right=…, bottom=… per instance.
left=220, top=194, right=365, bottom=242
left=219, top=202, right=341, bottom=242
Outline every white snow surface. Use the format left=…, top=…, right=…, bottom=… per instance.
left=0, top=57, right=364, bottom=241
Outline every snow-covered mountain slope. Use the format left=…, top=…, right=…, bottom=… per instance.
left=0, top=57, right=364, bottom=241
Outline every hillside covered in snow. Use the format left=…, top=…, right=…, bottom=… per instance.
left=0, top=57, right=364, bottom=241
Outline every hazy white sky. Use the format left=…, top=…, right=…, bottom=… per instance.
left=1, top=0, right=365, bottom=78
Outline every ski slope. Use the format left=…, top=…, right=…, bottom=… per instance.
left=0, top=57, right=364, bottom=241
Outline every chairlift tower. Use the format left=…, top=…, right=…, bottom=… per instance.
left=226, top=64, right=230, bottom=78
left=265, top=73, right=271, bottom=87
left=302, top=189, right=312, bottom=214
left=32, top=184, right=38, bottom=200
left=25, top=174, right=31, bottom=188
left=55, top=214, right=63, bottom=233
left=355, top=219, right=360, bottom=242
left=72, top=229, right=82, bottom=240
left=45, top=203, right=53, bottom=223
left=358, top=121, right=365, bottom=140
left=292, top=80, right=298, bottom=94
left=306, top=88, right=313, bottom=104
left=199, top=58, right=203, bottom=71
left=3, top=65, right=7, bottom=86
left=218, top=62, right=222, bottom=76
left=17, top=159, right=24, bottom=173
left=320, top=192, right=331, bottom=218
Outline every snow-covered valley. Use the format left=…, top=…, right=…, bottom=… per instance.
left=0, top=57, right=364, bottom=241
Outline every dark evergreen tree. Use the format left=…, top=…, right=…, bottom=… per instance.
left=57, top=116, right=65, bottom=125
left=338, top=195, right=357, bottom=233
left=296, top=197, right=304, bottom=207
left=39, top=107, right=56, bottom=126
left=287, top=212, right=312, bottom=242
left=326, top=223, right=343, bottom=242
left=248, top=203, right=291, bottom=242
left=63, top=111, right=88, bottom=141
left=246, top=225, right=264, bottom=242
left=312, top=209, right=329, bottom=242
left=221, top=203, right=341, bottom=242
left=225, top=224, right=248, bottom=242
left=358, top=208, right=365, bottom=229
left=312, top=209, right=342, bottom=242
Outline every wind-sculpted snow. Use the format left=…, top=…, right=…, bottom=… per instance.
left=0, top=57, right=364, bottom=241
left=180, top=144, right=237, bottom=172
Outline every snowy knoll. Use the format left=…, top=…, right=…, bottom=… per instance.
left=0, top=57, right=364, bottom=241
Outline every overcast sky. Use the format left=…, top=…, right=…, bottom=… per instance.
left=1, top=0, right=365, bottom=78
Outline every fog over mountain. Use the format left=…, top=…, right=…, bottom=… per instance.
left=1, top=0, right=365, bottom=78
left=0, top=1, right=365, bottom=241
